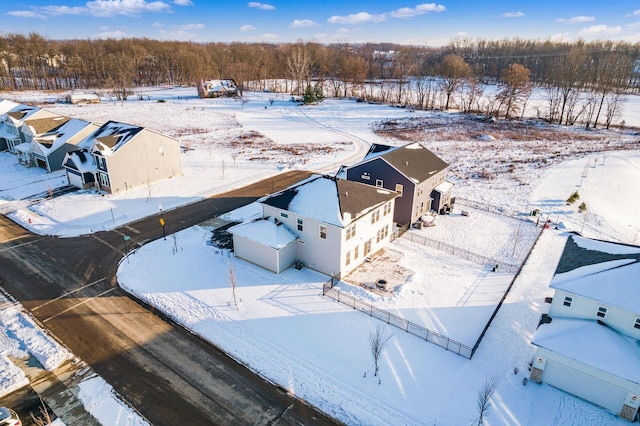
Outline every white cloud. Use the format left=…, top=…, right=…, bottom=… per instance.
left=388, top=3, right=446, bottom=19
left=173, top=0, right=192, bottom=5
left=328, top=12, right=385, bottom=25
left=625, top=9, right=640, bottom=18
left=501, top=11, right=524, bottom=18
left=328, top=3, right=445, bottom=25
left=261, top=33, right=279, bottom=40
left=454, top=31, right=469, bottom=38
left=177, top=23, right=203, bottom=30
left=92, top=30, right=129, bottom=39
left=40, top=5, right=86, bottom=15
left=289, top=19, right=319, bottom=28
left=578, top=24, right=622, bottom=35
left=557, top=16, right=596, bottom=24
left=7, top=10, right=47, bottom=19
left=240, top=24, right=256, bottom=31
left=248, top=2, right=275, bottom=11
left=152, top=22, right=164, bottom=27
left=85, top=0, right=171, bottom=18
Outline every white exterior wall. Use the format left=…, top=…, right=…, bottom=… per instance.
left=550, top=290, right=640, bottom=339
left=533, top=346, right=640, bottom=416
left=263, top=205, right=342, bottom=277
left=233, top=234, right=277, bottom=272
left=340, top=201, right=395, bottom=277
left=262, top=200, right=395, bottom=278
left=101, top=130, right=183, bottom=193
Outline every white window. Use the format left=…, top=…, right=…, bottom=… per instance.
left=320, top=225, right=327, bottom=239
left=345, top=250, right=351, bottom=266
left=395, top=183, right=403, bottom=197
left=297, top=218, right=303, bottom=231
left=280, top=212, right=288, bottom=218
left=376, top=179, right=383, bottom=188
left=597, top=306, right=607, bottom=319
left=634, top=318, right=640, bottom=330
left=346, top=224, right=356, bottom=240
left=159, top=146, right=165, bottom=156
left=383, top=202, right=391, bottom=216
left=371, top=209, right=380, bottom=224
left=353, top=245, right=359, bottom=260
left=563, top=296, right=572, bottom=307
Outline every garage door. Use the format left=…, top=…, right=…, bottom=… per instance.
left=66, top=170, right=84, bottom=189
left=542, top=360, right=626, bottom=414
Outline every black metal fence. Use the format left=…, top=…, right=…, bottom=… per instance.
left=401, top=230, right=520, bottom=273
left=322, top=281, right=473, bottom=359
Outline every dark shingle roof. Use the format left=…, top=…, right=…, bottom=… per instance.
left=365, top=142, right=448, bottom=183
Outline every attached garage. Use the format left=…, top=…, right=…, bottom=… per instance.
left=531, top=318, right=640, bottom=421
left=228, top=218, right=298, bottom=274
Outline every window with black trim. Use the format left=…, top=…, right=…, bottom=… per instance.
left=297, top=218, right=303, bottom=231
left=563, top=296, right=572, bottom=307
left=597, top=306, right=607, bottom=318
left=320, top=225, right=327, bottom=239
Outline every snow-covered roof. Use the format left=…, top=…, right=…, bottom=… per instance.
left=203, top=79, right=237, bottom=92
left=434, top=180, right=454, bottom=193
left=79, top=120, right=144, bottom=156
left=64, top=150, right=97, bottom=174
left=551, top=235, right=640, bottom=312
left=260, top=175, right=398, bottom=227
left=0, top=99, right=19, bottom=114
left=532, top=317, right=640, bottom=385
left=32, top=118, right=97, bottom=155
left=359, top=142, right=449, bottom=183
left=15, top=142, right=31, bottom=153
left=25, top=116, right=70, bottom=136
left=5, top=104, right=43, bottom=124
left=0, top=122, right=16, bottom=139
left=228, top=217, right=297, bottom=249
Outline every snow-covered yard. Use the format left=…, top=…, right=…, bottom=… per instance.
left=1, top=86, right=640, bottom=425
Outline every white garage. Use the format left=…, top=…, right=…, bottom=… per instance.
left=531, top=317, right=640, bottom=421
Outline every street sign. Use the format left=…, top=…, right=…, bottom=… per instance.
left=159, top=218, right=165, bottom=226
left=123, top=235, right=131, bottom=241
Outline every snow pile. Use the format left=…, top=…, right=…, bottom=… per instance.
left=77, top=376, right=150, bottom=426
left=0, top=305, right=71, bottom=371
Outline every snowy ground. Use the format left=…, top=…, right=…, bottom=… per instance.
left=1, top=86, right=640, bottom=425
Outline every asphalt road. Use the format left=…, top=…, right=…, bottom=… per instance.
left=0, top=170, right=342, bottom=425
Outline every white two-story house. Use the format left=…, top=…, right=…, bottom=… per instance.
left=229, top=175, right=399, bottom=278
left=0, top=104, right=60, bottom=153
left=530, top=234, right=640, bottom=421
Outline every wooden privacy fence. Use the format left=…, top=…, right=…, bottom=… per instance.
left=322, top=281, right=473, bottom=359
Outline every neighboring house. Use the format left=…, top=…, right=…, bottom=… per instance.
left=343, top=142, right=453, bottom=225
left=65, top=92, right=100, bottom=104
left=530, top=234, right=640, bottom=421
left=197, top=79, right=239, bottom=98
left=0, top=99, right=20, bottom=151
left=229, top=175, right=399, bottom=278
left=63, top=120, right=183, bottom=194
left=21, top=116, right=99, bottom=172
left=0, top=104, right=60, bottom=153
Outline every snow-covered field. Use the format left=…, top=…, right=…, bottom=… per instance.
left=1, top=86, right=640, bottom=425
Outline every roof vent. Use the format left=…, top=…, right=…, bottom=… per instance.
left=345, top=191, right=348, bottom=197
left=405, top=161, right=409, bottom=166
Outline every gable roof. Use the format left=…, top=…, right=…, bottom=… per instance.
left=260, top=175, right=398, bottom=227
left=32, top=118, right=97, bottom=154
left=0, top=99, right=19, bottom=114
left=79, top=120, right=144, bottom=156
left=532, top=317, right=640, bottom=385
left=551, top=235, right=640, bottom=313
left=64, top=149, right=97, bottom=173
left=228, top=217, right=298, bottom=249
left=5, top=104, right=50, bottom=124
left=360, top=142, right=449, bottom=184
left=25, top=116, right=71, bottom=136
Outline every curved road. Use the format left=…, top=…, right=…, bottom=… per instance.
left=0, top=170, right=340, bottom=425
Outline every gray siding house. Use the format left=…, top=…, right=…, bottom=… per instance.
left=344, top=142, right=452, bottom=225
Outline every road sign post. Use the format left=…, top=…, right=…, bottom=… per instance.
left=123, top=235, right=131, bottom=263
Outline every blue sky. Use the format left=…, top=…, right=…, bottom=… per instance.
left=1, top=1, right=639, bottom=45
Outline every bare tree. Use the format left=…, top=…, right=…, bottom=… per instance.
left=229, top=260, right=238, bottom=308
left=368, top=326, right=392, bottom=378
left=286, top=42, right=312, bottom=95
left=476, top=377, right=499, bottom=425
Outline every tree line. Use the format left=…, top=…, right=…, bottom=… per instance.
left=1, top=33, right=639, bottom=127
